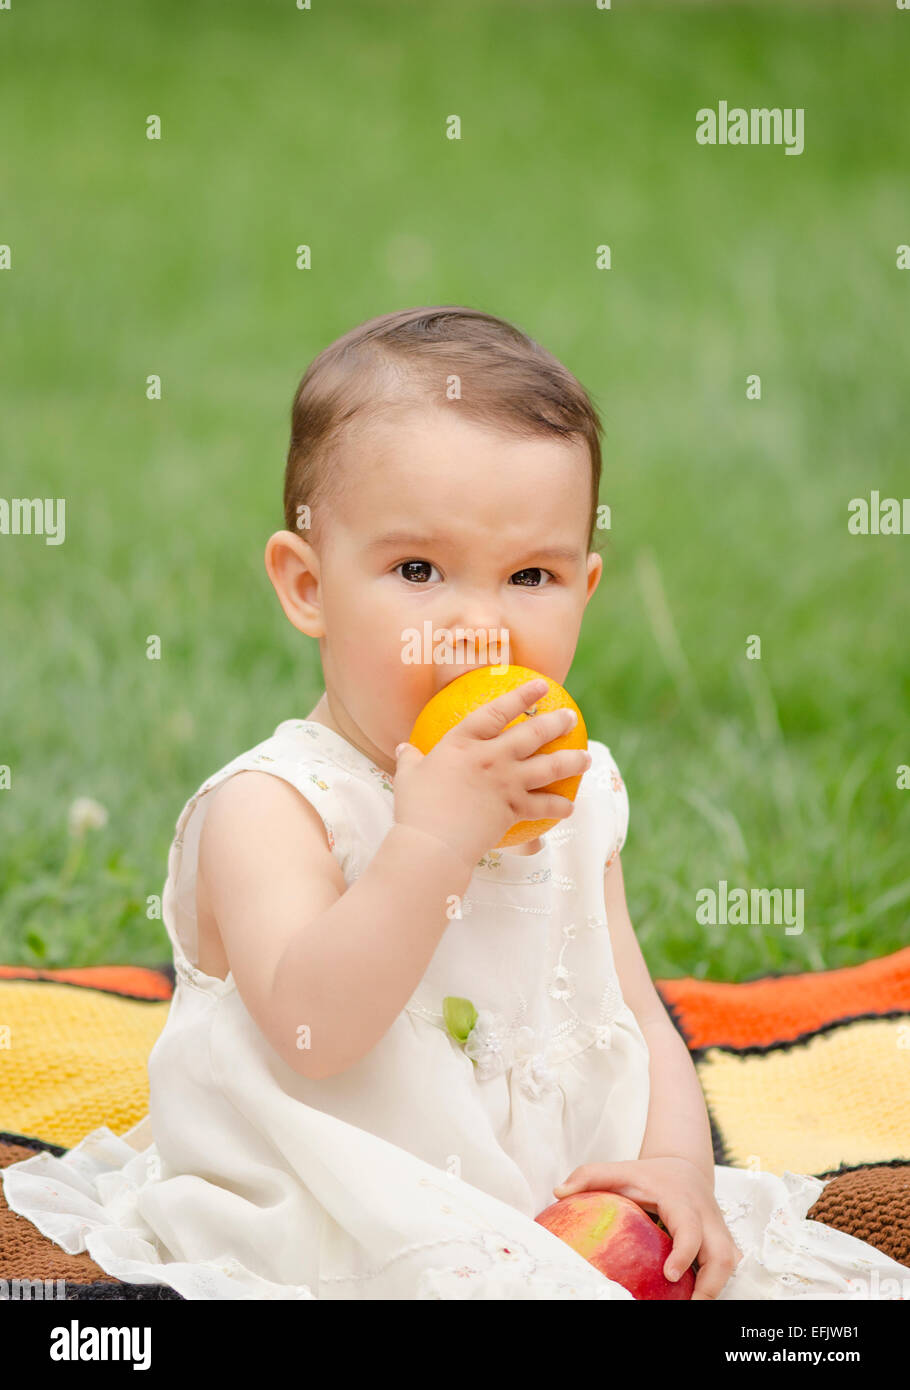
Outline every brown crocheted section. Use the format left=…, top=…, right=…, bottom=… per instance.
left=0, top=1137, right=121, bottom=1285
left=807, top=1164, right=910, bottom=1269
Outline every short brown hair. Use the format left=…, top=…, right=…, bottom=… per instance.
left=283, top=305, right=605, bottom=554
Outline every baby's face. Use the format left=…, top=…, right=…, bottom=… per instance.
left=280, top=405, right=603, bottom=773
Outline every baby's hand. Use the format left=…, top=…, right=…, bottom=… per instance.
left=552, top=1157, right=743, bottom=1301
left=394, top=678, right=589, bottom=870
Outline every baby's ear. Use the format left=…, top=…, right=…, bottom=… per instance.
left=584, top=550, right=604, bottom=603
left=263, top=531, right=325, bottom=638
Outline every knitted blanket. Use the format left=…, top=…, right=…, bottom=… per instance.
left=1, top=950, right=908, bottom=1299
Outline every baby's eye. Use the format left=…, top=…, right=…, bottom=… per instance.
left=395, top=560, right=441, bottom=584
left=511, top=568, right=555, bottom=587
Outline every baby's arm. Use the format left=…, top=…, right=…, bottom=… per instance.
left=198, top=771, right=474, bottom=1080
left=553, top=853, right=743, bottom=1298
left=603, top=853, right=715, bottom=1183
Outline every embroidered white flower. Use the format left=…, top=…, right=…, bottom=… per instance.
left=459, top=1013, right=557, bottom=1099
left=445, top=999, right=558, bottom=1099
left=512, top=1026, right=558, bottom=1099
left=548, top=963, right=575, bottom=1001
left=476, top=1230, right=539, bottom=1274
left=463, top=1010, right=511, bottom=1080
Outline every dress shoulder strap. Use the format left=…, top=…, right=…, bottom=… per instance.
left=584, top=739, right=630, bottom=871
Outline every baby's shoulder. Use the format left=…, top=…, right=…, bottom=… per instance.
left=200, top=767, right=336, bottom=864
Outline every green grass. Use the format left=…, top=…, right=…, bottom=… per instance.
left=1, top=0, right=908, bottom=982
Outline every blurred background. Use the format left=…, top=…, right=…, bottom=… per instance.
left=1, top=0, right=907, bottom=980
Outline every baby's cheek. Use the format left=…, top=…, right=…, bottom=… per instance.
left=355, top=630, right=430, bottom=745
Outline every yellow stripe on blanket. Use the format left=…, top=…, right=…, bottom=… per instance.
left=0, top=980, right=169, bottom=1150
left=696, top=1015, right=910, bottom=1177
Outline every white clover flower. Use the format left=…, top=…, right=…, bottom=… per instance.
left=68, top=797, right=109, bottom=837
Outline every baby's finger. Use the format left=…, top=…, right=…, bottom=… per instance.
left=552, top=1162, right=638, bottom=1199
left=663, top=1211, right=702, bottom=1285
left=521, top=747, right=592, bottom=790
left=689, top=1233, right=742, bottom=1301
left=459, top=678, right=549, bottom=740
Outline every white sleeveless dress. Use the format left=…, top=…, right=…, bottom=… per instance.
left=3, top=720, right=907, bottom=1299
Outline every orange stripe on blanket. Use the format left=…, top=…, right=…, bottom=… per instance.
left=0, top=965, right=172, bottom=1001
left=655, top=945, right=910, bottom=1049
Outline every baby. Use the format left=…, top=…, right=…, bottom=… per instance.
left=196, top=303, right=741, bottom=1298
left=7, top=306, right=902, bottom=1301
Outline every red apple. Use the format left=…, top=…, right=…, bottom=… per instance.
left=535, top=1190, right=696, bottom=1299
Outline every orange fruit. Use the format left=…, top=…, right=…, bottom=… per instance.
left=407, top=664, right=588, bottom=848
